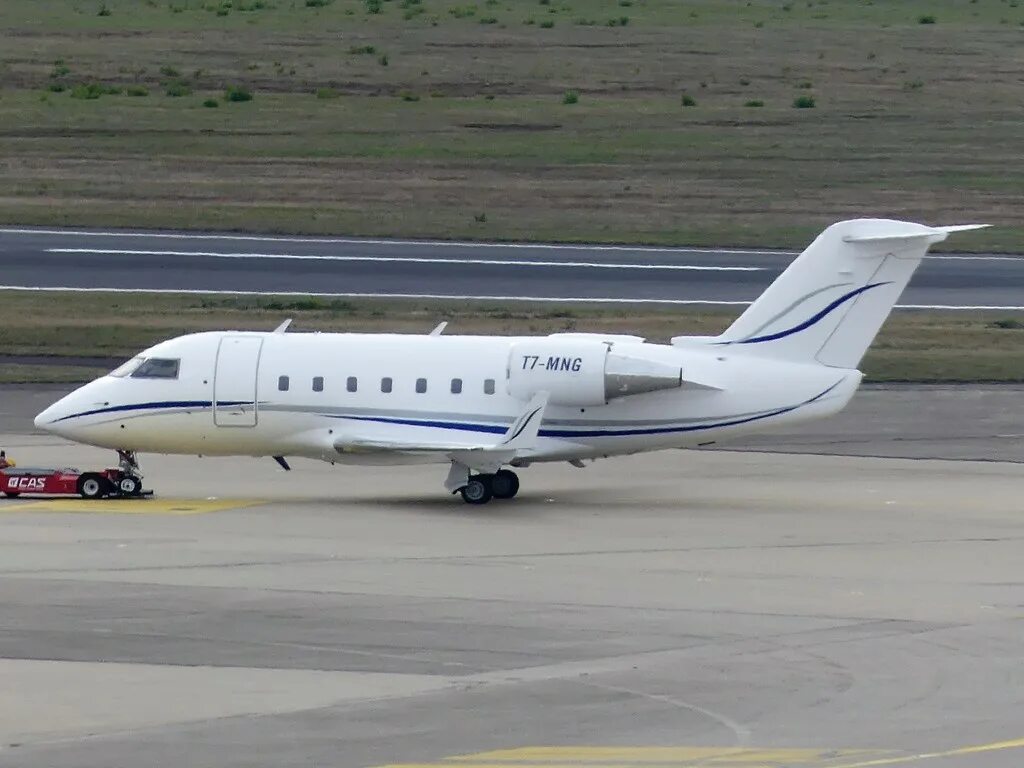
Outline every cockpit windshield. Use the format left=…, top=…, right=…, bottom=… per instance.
left=109, top=357, right=145, bottom=378
left=108, top=357, right=180, bottom=379
left=131, top=358, right=180, bottom=379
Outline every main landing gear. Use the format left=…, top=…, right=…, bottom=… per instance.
left=458, top=469, right=520, bottom=505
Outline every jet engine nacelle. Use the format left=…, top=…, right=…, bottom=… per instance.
left=507, top=340, right=683, bottom=406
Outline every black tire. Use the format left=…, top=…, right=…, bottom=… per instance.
left=460, top=476, right=493, bottom=505
left=77, top=474, right=107, bottom=500
left=491, top=469, right=520, bottom=499
left=3, top=491, right=20, bottom=498
left=117, top=475, right=142, bottom=497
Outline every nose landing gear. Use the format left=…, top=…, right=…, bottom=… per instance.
left=115, top=450, right=144, bottom=497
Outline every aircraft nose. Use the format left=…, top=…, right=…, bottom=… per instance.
left=34, top=401, right=63, bottom=432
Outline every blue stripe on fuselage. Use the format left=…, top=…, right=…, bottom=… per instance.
left=52, top=400, right=247, bottom=423
left=48, top=379, right=843, bottom=439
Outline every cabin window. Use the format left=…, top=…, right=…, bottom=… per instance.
left=381, top=377, right=393, bottom=393
left=312, top=376, right=324, bottom=392
left=415, top=378, right=427, bottom=394
left=484, top=378, right=495, bottom=395
left=451, top=378, right=463, bottom=394
left=278, top=375, right=290, bottom=392
left=347, top=376, right=358, bottom=392
left=131, top=358, right=180, bottom=380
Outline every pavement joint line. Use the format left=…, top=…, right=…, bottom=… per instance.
left=2, top=286, right=1024, bottom=311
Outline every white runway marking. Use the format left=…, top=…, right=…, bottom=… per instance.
left=924, top=254, right=1024, bottom=262
left=3, top=285, right=1023, bottom=310
left=1, top=227, right=791, bottom=256
left=45, top=248, right=765, bottom=272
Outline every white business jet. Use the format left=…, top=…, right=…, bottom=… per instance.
left=35, top=219, right=982, bottom=503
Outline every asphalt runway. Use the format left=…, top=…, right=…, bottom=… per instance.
left=2, top=227, right=1024, bottom=308
left=2, top=389, right=1024, bottom=767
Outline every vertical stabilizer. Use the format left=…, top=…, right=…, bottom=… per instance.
left=713, top=219, right=986, bottom=369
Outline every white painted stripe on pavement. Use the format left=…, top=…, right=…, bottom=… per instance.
left=45, top=248, right=765, bottom=272
left=0, top=227, right=790, bottom=256
left=5, top=228, right=1018, bottom=259
left=923, top=254, right=1024, bottom=262
left=2, top=285, right=1022, bottom=310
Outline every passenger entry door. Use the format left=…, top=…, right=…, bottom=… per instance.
left=214, top=336, right=262, bottom=427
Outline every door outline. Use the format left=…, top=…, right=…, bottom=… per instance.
left=213, top=336, right=263, bottom=427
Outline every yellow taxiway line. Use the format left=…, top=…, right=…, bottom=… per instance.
left=0, top=497, right=261, bottom=515
left=377, top=737, right=1024, bottom=768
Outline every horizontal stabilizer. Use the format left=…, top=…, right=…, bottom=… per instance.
left=842, top=223, right=989, bottom=244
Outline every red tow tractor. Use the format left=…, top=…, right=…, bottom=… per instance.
left=0, top=450, right=150, bottom=500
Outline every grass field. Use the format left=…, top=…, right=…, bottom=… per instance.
left=3, top=290, right=1024, bottom=384
left=0, top=0, right=1022, bottom=249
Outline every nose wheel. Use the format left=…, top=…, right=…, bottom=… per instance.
left=458, top=469, right=520, bottom=505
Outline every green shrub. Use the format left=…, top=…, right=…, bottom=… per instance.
left=990, top=318, right=1024, bottom=330
left=744, top=99, right=764, bottom=107
left=203, top=98, right=219, bottom=107
left=315, top=87, right=339, bottom=99
left=539, top=19, right=554, bottom=27
left=224, top=85, right=253, bottom=101
left=306, top=0, right=332, bottom=5
left=792, top=95, right=815, bottom=108
left=474, top=212, right=487, bottom=222
left=51, top=62, right=71, bottom=78
left=449, top=5, right=475, bottom=17
left=126, top=85, right=149, bottom=96
left=48, top=83, right=66, bottom=93
left=918, top=14, right=936, bottom=23
left=399, top=90, right=420, bottom=101
left=681, top=94, right=696, bottom=107
left=378, top=53, right=389, bottom=66
left=70, top=82, right=105, bottom=100
left=479, top=15, right=498, bottom=23
left=166, top=81, right=192, bottom=97
left=562, top=89, right=579, bottom=104
left=97, top=2, right=112, bottom=16
left=364, top=0, right=381, bottom=12
left=349, top=44, right=376, bottom=54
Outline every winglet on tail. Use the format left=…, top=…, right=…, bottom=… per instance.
left=709, top=219, right=989, bottom=369
left=497, top=391, right=549, bottom=450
